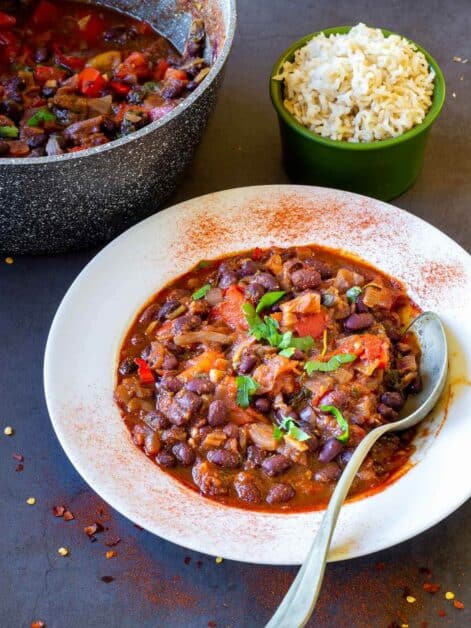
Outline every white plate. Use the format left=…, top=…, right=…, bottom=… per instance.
left=44, top=185, right=471, bottom=565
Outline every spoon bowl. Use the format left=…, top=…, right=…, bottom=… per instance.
left=266, top=311, right=448, bottom=628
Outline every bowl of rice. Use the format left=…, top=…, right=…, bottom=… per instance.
left=270, top=24, right=445, bottom=200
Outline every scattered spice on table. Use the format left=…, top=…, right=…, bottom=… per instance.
left=101, top=575, right=114, bottom=583
left=419, top=567, right=432, bottom=579
left=438, top=609, right=446, bottom=617
left=453, top=600, right=464, bottom=609
left=208, top=622, right=217, bottom=627
left=4, top=256, right=14, bottom=264
left=53, top=505, right=66, bottom=517
left=26, top=497, right=36, bottom=505
left=58, top=547, right=69, bottom=557
left=84, top=522, right=104, bottom=539
left=31, top=621, right=46, bottom=628
left=184, top=556, right=191, bottom=565
left=423, top=583, right=441, bottom=594
left=12, top=453, right=23, bottom=462
left=405, top=596, right=416, bottom=604
left=4, top=426, right=14, bottom=435
left=215, top=557, right=223, bottom=564
left=104, top=537, right=121, bottom=547
left=63, top=510, right=75, bottom=521
left=105, top=550, right=117, bottom=559
left=445, top=591, right=455, bottom=600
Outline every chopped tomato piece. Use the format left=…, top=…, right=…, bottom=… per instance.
left=137, top=21, right=154, bottom=36
left=78, top=67, right=107, bottom=97
left=294, top=312, right=328, bottom=339
left=154, top=59, right=169, bottom=81
left=0, top=12, right=16, bottom=28
left=134, top=358, right=154, bottom=384
left=33, top=0, right=59, bottom=26
left=114, top=104, right=149, bottom=124
left=117, top=51, right=150, bottom=80
left=53, top=46, right=86, bottom=71
left=252, top=247, right=264, bottom=261
left=178, top=350, right=224, bottom=381
left=78, top=13, right=105, bottom=44
left=33, top=65, right=67, bottom=84
left=215, top=377, right=268, bottom=426
left=212, top=285, right=248, bottom=331
left=337, top=333, right=389, bottom=369
left=110, top=81, right=131, bottom=95
left=164, top=67, right=188, bottom=82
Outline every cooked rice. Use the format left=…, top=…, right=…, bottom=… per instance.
left=274, top=23, right=435, bottom=142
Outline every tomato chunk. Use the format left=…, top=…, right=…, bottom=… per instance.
left=78, top=67, right=107, bottom=97
left=213, top=285, right=248, bottom=331
left=33, top=0, right=59, bottom=26
left=294, top=312, right=328, bottom=339
left=0, top=12, right=16, bottom=28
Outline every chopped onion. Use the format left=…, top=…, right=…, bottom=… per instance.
left=173, top=330, right=234, bottom=346
left=205, top=287, right=223, bottom=306
left=248, top=423, right=278, bottom=451
left=87, top=95, right=112, bottom=116
left=45, top=135, right=64, bottom=156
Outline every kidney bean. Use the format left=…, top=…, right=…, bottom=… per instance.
left=162, top=354, right=178, bottom=371
left=155, top=451, right=176, bottom=467
left=176, top=390, right=202, bottom=414
left=139, top=303, right=160, bottom=323
left=377, top=403, right=398, bottom=420
left=144, top=431, right=161, bottom=456
left=318, top=438, right=344, bottom=463
left=223, top=422, right=238, bottom=438
left=234, top=480, right=261, bottom=503
left=408, top=375, right=423, bottom=394
left=355, top=294, right=369, bottom=313
left=132, top=424, right=146, bottom=447
left=219, top=271, right=238, bottom=288
left=304, top=257, right=334, bottom=279
left=34, top=46, right=49, bottom=63
left=266, top=483, right=295, bottom=504
left=291, top=268, right=321, bottom=290
left=131, top=332, right=146, bottom=346
left=156, top=299, right=182, bottom=321
left=119, top=357, right=137, bottom=376
left=173, top=314, right=202, bottom=333
left=314, top=462, right=341, bottom=483
left=254, top=397, right=271, bottom=414
left=160, top=376, right=183, bottom=393
left=343, top=312, right=374, bottom=332
left=239, top=259, right=258, bottom=277
left=261, top=454, right=292, bottom=477
left=256, top=272, right=279, bottom=291
left=238, top=353, right=257, bottom=374
left=339, top=449, right=354, bottom=466
left=161, top=426, right=187, bottom=444
left=0, top=140, right=9, bottom=156
left=245, top=282, right=265, bottom=301
left=207, top=400, right=228, bottom=426
left=207, top=449, right=240, bottom=468
left=302, top=429, right=319, bottom=452
left=299, top=405, right=316, bottom=424
left=185, top=378, right=214, bottom=395
left=166, top=402, right=189, bottom=426
left=144, top=411, right=169, bottom=430
left=380, top=391, right=404, bottom=410
left=245, top=445, right=267, bottom=467
left=172, top=442, right=196, bottom=466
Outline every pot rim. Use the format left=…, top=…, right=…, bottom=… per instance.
left=0, top=0, right=237, bottom=166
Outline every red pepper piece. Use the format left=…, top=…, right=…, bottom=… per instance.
left=110, top=81, right=131, bottom=96
left=33, top=0, right=59, bottom=26
left=78, top=67, right=107, bottom=97
left=252, top=247, right=263, bottom=261
left=164, top=67, right=188, bottom=81
left=134, top=358, right=154, bottom=384
left=154, top=59, right=169, bottom=81
left=138, top=21, right=154, bottom=36
left=79, top=12, right=105, bottom=44
left=116, top=51, right=150, bottom=80
left=53, top=46, right=85, bottom=71
left=33, top=65, right=67, bottom=83
left=0, top=11, right=16, bottom=28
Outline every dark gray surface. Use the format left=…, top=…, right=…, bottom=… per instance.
left=0, top=1, right=470, bottom=626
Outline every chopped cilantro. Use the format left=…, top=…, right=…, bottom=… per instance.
left=319, top=405, right=349, bottom=442
left=236, top=375, right=259, bottom=408
left=192, top=284, right=211, bottom=300
left=255, top=290, right=286, bottom=313
left=346, top=286, right=362, bottom=303
left=305, top=353, right=356, bottom=374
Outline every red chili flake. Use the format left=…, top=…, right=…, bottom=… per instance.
left=31, top=621, right=46, bottom=628
left=419, top=566, right=432, bottom=578
left=184, top=556, right=191, bottom=565
left=12, top=453, right=24, bottom=462
left=84, top=522, right=104, bottom=537
left=438, top=609, right=446, bottom=617
left=453, top=600, right=464, bottom=610
left=15, top=464, right=24, bottom=472
left=208, top=622, right=217, bottom=628
left=63, top=510, right=74, bottom=521
left=105, top=550, right=117, bottom=559
left=196, top=560, right=203, bottom=568
left=252, top=247, right=263, bottom=261
left=376, top=561, right=385, bottom=570
left=101, top=576, right=114, bottom=583
left=423, top=582, right=441, bottom=594
left=104, top=537, right=121, bottom=547
left=52, top=505, right=66, bottom=517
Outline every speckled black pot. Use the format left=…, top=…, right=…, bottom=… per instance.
left=0, top=0, right=236, bottom=254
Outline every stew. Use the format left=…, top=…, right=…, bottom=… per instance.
left=115, top=245, right=422, bottom=512
left=0, top=0, right=209, bottom=157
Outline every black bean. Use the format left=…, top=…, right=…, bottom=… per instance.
left=34, top=46, right=49, bottom=63
left=380, top=391, right=404, bottom=410
left=207, top=400, right=228, bottom=426
left=0, top=140, right=9, bottom=156
left=139, top=303, right=160, bottom=323
left=155, top=451, right=176, bottom=467
left=338, top=449, right=354, bottom=467
left=407, top=375, right=423, bottom=394
left=162, top=354, right=178, bottom=371
left=176, top=390, right=202, bottom=414
left=266, top=483, right=295, bottom=504
left=290, top=349, right=305, bottom=361
left=172, top=442, right=196, bottom=466
left=218, top=270, right=238, bottom=288
left=245, top=445, right=267, bottom=467
left=173, top=314, right=202, bottom=333
left=299, top=405, right=316, bottom=424
left=1, top=100, right=21, bottom=123
left=223, top=422, right=238, bottom=438
left=157, top=299, right=181, bottom=321
left=144, top=411, right=169, bottom=430
left=355, top=294, right=369, bottom=313
left=185, top=378, right=214, bottom=395
left=256, top=272, right=279, bottom=291
left=261, top=454, right=292, bottom=477
left=102, top=117, right=116, bottom=136
left=234, top=480, right=261, bottom=503
left=314, top=462, right=341, bottom=483
left=291, top=268, right=321, bottom=290
left=377, top=403, right=398, bottom=420
left=27, top=133, right=48, bottom=149
left=239, top=259, right=257, bottom=277
left=304, top=257, right=333, bottom=279
left=119, top=357, right=137, bottom=376
left=318, top=438, right=344, bottom=463
left=238, top=353, right=257, bottom=374
left=160, top=376, right=183, bottom=393
left=144, top=431, right=161, bottom=456
left=245, top=282, right=265, bottom=301
left=343, top=312, right=374, bottom=332
left=41, top=85, right=57, bottom=98
left=166, top=402, right=189, bottom=426
left=207, top=449, right=240, bottom=468
left=254, top=397, right=271, bottom=414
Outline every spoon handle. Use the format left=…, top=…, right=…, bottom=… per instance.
left=265, top=423, right=391, bottom=628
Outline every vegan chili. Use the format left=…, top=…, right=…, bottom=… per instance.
left=115, top=245, right=422, bottom=511
left=0, top=0, right=210, bottom=158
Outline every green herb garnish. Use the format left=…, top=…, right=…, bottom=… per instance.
left=304, top=353, right=356, bottom=374
left=273, top=416, right=311, bottom=442
left=141, top=81, right=160, bottom=93
left=196, top=260, right=210, bottom=270
left=321, top=293, right=336, bottom=307
left=279, top=347, right=296, bottom=358
left=236, top=375, right=259, bottom=408
left=192, top=283, right=211, bottom=300
left=346, top=286, right=362, bottom=303
left=27, top=108, right=57, bottom=127
left=0, top=126, right=18, bottom=138
left=255, top=290, right=286, bottom=313
left=319, top=405, right=349, bottom=443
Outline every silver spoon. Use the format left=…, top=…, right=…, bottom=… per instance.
left=266, top=311, right=448, bottom=628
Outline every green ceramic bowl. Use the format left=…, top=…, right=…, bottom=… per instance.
left=270, top=26, right=446, bottom=200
